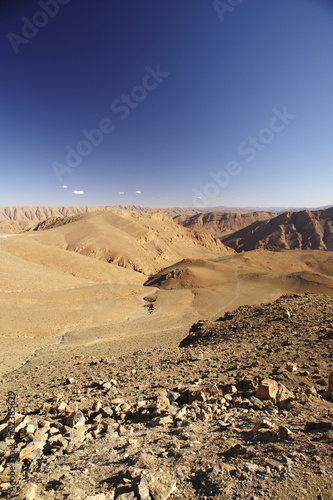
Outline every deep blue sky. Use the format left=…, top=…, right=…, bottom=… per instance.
left=1, top=0, right=332, bottom=208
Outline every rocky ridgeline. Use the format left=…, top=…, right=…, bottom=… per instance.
left=0, top=368, right=332, bottom=499
left=221, top=207, right=333, bottom=252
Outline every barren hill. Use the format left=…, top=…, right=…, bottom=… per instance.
left=30, top=210, right=233, bottom=275
left=174, top=211, right=274, bottom=237
left=144, top=249, right=333, bottom=294
left=222, top=207, right=333, bottom=252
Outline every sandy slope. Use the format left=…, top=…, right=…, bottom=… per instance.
left=0, top=233, right=145, bottom=375
left=30, top=210, right=232, bottom=274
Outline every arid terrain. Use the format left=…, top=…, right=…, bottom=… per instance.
left=0, top=206, right=332, bottom=499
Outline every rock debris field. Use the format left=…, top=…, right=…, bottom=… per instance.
left=0, top=293, right=332, bottom=500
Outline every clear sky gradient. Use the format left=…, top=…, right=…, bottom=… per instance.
left=1, top=0, right=332, bottom=208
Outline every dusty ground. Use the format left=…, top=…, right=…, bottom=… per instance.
left=0, top=293, right=332, bottom=499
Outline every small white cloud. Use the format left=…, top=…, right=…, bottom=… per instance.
left=59, top=185, right=68, bottom=189
left=135, top=190, right=142, bottom=194
left=119, top=191, right=125, bottom=195
left=72, top=190, right=85, bottom=195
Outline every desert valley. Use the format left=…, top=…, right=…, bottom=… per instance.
left=2, top=1, right=333, bottom=498
left=0, top=205, right=332, bottom=499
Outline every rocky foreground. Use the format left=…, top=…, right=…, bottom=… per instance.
left=0, top=293, right=332, bottom=499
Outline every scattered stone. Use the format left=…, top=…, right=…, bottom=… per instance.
left=115, top=492, right=136, bottom=500
left=65, top=410, right=86, bottom=428
left=167, top=391, right=180, bottom=403
left=187, top=389, right=206, bottom=404
left=174, top=407, right=187, bottom=421
left=191, top=352, right=204, bottom=361
left=255, top=379, right=278, bottom=401
left=252, top=419, right=275, bottom=434
left=249, top=396, right=265, bottom=409
left=134, top=476, right=151, bottom=500
left=267, top=459, right=284, bottom=471
left=147, top=472, right=176, bottom=500
left=275, top=383, right=294, bottom=409
left=286, top=363, right=297, bottom=373
left=42, top=403, right=52, bottom=413
left=0, top=293, right=332, bottom=499
left=244, top=462, right=264, bottom=474
left=92, top=401, right=102, bottom=412
left=304, top=386, right=316, bottom=396
left=111, top=398, right=125, bottom=405
left=282, top=309, right=291, bottom=320
left=57, top=402, right=67, bottom=412
left=23, top=482, right=39, bottom=500
left=281, top=455, right=293, bottom=466
left=279, top=424, right=293, bottom=440
left=65, top=402, right=79, bottom=414
left=101, top=407, right=114, bottom=418
left=155, top=396, right=170, bottom=410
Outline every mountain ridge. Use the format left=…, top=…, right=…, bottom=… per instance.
left=222, top=207, right=333, bottom=252
left=0, top=204, right=331, bottom=223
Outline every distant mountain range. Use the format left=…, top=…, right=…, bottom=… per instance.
left=0, top=204, right=331, bottom=222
